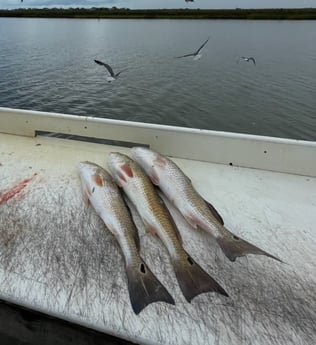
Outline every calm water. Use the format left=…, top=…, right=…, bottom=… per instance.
left=0, top=18, right=316, bottom=140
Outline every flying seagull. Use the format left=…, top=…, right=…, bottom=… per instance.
left=175, top=37, right=210, bottom=61
left=239, top=56, right=256, bottom=65
left=94, top=59, right=126, bottom=82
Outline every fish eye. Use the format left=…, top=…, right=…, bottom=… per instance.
left=140, top=263, right=146, bottom=274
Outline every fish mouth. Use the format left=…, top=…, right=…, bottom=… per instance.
left=130, top=147, right=156, bottom=165
left=79, top=161, right=92, bottom=170
left=79, top=161, right=100, bottom=170
left=130, top=147, right=144, bottom=161
left=108, top=152, right=124, bottom=161
left=107, top=152, right=130, bottom=169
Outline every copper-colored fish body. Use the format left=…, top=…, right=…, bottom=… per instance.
left=131, top=147, right=283, bottom=263
left=107, top=153, right=228, bottom=301
left=79, top=161, right=175, bottom=314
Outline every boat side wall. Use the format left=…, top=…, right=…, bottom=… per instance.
left=1, top=107, right=315, bottom=177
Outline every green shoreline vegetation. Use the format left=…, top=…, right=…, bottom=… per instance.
left=0, top=8, right=316, bottom=20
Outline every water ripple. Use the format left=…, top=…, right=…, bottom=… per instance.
left=0, top=18, right=315, bottom=140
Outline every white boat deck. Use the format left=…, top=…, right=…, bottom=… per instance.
left=0, top=108, right=315, bottom=345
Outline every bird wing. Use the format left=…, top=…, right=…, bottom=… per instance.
left=195, top=37, right=209, bottom=54
left=174, top=53, right=195, bottom=59
left=115, top=68, right=128, bottom=77
left=94, top=59, right=115, bottom=77
left=249, top=57, right=256, bottom=65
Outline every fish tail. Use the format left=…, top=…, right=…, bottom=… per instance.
left=126, top=260, right=175, bottom=315
left=217, top=228, right=283, bottom=263
left=172, top=252, right=228, bottom=302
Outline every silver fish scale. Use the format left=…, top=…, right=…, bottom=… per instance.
left=159, top=157, right=222, bottom=238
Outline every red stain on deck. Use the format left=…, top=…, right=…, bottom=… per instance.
left=0, top=173, right=37, bottom=205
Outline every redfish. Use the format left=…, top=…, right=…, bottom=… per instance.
left=79, top=161, right=175, bottom=314
left=107, top=153, right=228, bottom=302
left=131, top=147, right=282, bottom=263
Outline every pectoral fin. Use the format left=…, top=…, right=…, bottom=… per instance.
left=150, top=170, right=160, bottom=185
left=83, top=192, right=90, bottom=206
left=143, top=218, right=159, bottom=237
left=183, top=213, right=200, bottom=230
left=81, top=181, right=91, bottom=206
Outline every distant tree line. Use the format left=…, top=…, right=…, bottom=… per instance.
left=1, top=8, right=316, bottom=19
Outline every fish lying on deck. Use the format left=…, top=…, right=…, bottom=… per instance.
left=131, top=147, right=283, bottom=263
left=79, top=161, right=175, bottom=314
left=107, top=152, right=228, bottom=302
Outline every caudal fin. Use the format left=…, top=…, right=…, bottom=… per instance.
left=172, top=252, right=228, bottom=302
left=217, top=229, right=283, bottom=263
left=126, top=260, right=175, bottom=315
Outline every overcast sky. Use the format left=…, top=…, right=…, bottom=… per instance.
left=1, top=0, right=316, bottom=9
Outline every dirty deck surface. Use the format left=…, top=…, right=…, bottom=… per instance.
left=0, top=133, right=315, bottom=345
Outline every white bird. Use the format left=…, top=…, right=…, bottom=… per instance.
left=94, top=59, right=126, bottom=82
left=239, top=56, right=256, bottom=65
left=175, top=37, right=209, bottom=61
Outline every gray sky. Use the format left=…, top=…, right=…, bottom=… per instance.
left=1, top=0, right=316, bottom=9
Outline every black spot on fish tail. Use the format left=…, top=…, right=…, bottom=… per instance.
left=140, top=263, right=146, bottom=274
left=173, top=252, right=228, bottom=302
left=126, top=260, right=175, bottom=315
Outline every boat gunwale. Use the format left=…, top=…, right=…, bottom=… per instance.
left=1, top=107, right=316, bottom=177
left=1, top=107, right=315, bottom=146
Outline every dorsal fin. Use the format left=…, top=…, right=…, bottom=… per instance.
left=203, top=199, right=224, bottom=225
